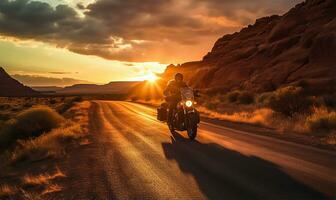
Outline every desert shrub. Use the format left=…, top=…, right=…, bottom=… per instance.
left=72, top=96, right=83, bottom=102
left=131, top=96, right=139, bottom=101
left=226, top=90, right=254, bottom=104
left=0, top=103, right=11, bottom=110
left=11, top=124, right=81, bottom=163
left=23, top=102, right=32, bottom=108
left=227, top=91, right=240, bottom=103
left=56, top=97, right=80, bottom=114
left=322, top=94, right=336, bottom=109
left=204, top=102, right=217, bottom=110
left=237, top=91, right=254, bottom=104
left=0, top=113, right=10, bottom=121
left=266, top=86, right=312, bottom=117
left=0, top=106, right=64, bottom=147
left=257, top=92, right=273, bottom=105
left=295, top=79, right=309, bottom=89
left=49, top=99, right=57, bottom=104
left=306, top=107, right=336, bottom=134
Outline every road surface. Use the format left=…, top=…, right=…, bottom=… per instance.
left=63, top=101, right=335, bottom=200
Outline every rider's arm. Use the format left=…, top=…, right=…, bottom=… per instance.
left=163, top=80, right=173, bottom=96
left=163, top=88, right=170, bottom=97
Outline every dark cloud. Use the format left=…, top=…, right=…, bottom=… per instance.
left=0, top=0, right=302, bottom=63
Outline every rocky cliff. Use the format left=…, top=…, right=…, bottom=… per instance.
left=162, top=0, right=336, bottom=94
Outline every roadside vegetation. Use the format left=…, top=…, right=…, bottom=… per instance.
left=0, top=96, right=90, bottom=199
left=198, top=83, right=336, bottom=145
left=129, top=80, right=336, bottom=146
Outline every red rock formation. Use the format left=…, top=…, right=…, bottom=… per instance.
left=161, top=0, right=336, bottom=94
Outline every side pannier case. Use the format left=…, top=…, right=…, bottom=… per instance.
left=157, top=103, right=168, bottom=121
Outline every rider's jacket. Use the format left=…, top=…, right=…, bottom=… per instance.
left=163, top=80, right=187, bottom=99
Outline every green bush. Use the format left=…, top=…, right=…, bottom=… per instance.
left=0, top=106, right=64, bottom=148
left=237, top=91, right=254, bottom=104
left=266, top=86, right=312, bottom=117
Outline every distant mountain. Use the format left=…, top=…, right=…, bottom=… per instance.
left=58, top=81, right=141, bottom=94
left=160, top=0, right=336, bottom=94
left=32, top=86, right=64, bottom=94
left=0, top=67, right=39, bottom=97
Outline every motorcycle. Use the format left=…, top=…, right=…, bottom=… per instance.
left=158, top=87, right=200, bottom=140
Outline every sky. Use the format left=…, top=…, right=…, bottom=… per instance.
left=0, top=0, right=301, bottom=86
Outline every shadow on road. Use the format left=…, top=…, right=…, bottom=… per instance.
left=161, top=131, right=327, bottom=200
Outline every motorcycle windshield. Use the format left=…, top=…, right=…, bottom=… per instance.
left=180, top=87, right=194, bottom=101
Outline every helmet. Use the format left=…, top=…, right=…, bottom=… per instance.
left=174, top=73, right=183, bottom=81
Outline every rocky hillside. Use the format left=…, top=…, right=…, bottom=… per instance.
left=161, top=0, right=336, bottom=94
left=0, top=67, right=39, bottom=97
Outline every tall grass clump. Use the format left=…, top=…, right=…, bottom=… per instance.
left=9, top=101, right=90, bottom=163
left=0, top=106, right=64, bottom=148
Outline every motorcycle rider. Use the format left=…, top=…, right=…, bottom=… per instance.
left=163, top=73, right=187, bottom=127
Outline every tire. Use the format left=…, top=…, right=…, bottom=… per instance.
left=187, top=125, right=197, bottom=140
left=187, top=113, right=198, bottom=140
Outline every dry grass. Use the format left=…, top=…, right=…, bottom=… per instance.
left=198, top=106, right=274, bottom=126
left=41, top=184, right=62, bottom=195
left=10, top=123, right=81, bottom=163
left=323, top=133, right=336, bottom=145
left=0, top=98, right=89, bottom=199
left=0, top=106, right=65, bottom=148
left=0, top=184, right=17, bottom=198
left=9, top=101, right=90, bottom=163
left=306, top=107, right=336, bottom=135
left=0, top=167, right=67, bottom=199
left=22, top=167, right=66, bottom=187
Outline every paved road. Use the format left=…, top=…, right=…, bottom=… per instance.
left=63, top=101, right=336, bottom=200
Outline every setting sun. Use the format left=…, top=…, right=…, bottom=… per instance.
left=144, top=73, right=159, bottom=82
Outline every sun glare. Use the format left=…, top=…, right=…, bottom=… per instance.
left=145, top=73, right=158, bottom=82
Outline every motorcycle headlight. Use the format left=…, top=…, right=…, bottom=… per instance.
left=185, top=100, right=193, bottom=107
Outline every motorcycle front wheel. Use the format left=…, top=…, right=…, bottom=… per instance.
left=187, top=114, right=198, bottom=140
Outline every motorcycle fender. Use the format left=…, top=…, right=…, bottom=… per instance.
left=186, top=111, right=199, bottom=126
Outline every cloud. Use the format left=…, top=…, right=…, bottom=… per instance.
left=0, top=0, right=302, bottom=63
left=49, top=71, right=73, bottom=74
left=12, top=74, right=94, bottom=87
